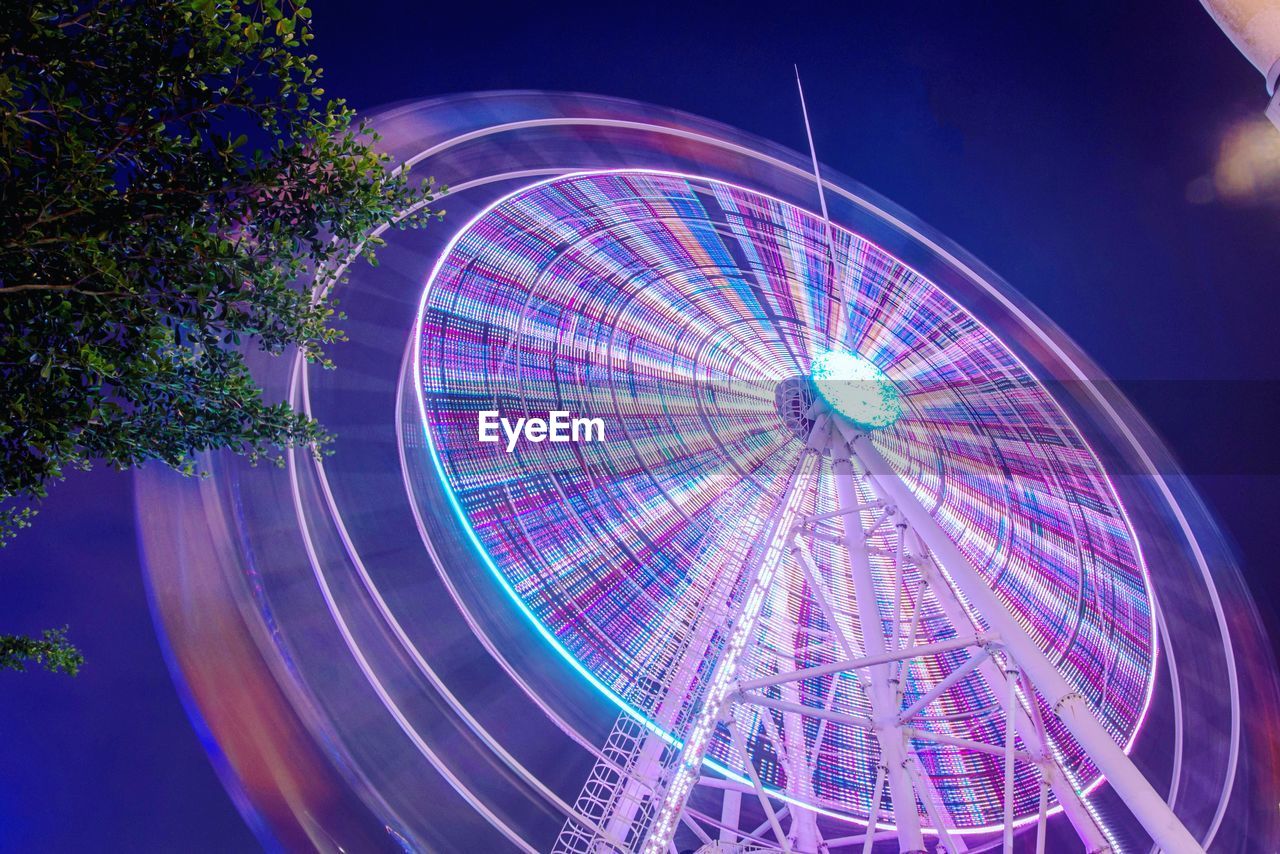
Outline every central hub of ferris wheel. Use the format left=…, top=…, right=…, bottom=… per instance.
left=775, top=352, right=903, bottom=444
left=809, top=351, right=903, bottom=431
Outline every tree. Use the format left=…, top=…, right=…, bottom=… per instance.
left=0, top=0, right=443, bottom=672
left=0, top=626, right=84, bottom=674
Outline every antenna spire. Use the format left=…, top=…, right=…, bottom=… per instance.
left=796, top=66, right=843, bottom=348
left=795, top=66, right=835, bottom=257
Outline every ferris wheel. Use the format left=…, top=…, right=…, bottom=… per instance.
left=134, top=92, right=1280, bottom=853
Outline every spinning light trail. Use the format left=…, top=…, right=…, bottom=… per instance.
left=133, top=93, right=1279, bottom=853
left=417, top=169, right=1156, bottom=834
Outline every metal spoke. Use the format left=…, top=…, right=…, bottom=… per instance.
left=832, top=440, right=926, bottom=851
left=738, top=635, right=985, bottom=693
left=897, top=647, right=991, bottom=723
left=862, top=764, right=887, bottom=854
left=1035, top=770, right=1050, bottom=854
left=1003, top=664, right=1019, bottom=853
left=728, top=711, right=792, bottom=853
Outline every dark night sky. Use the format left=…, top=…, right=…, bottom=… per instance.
left=3, top=2, right=1278, bottom=850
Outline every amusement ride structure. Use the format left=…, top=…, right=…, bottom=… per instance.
left=134, top=92, right=1280, bottom=853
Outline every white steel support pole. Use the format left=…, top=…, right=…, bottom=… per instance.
left=793, top=539, right=859, bottom=770
left=1003, top=665, right=1019, bottom=854
left=755, top=695, right=819, bottom=851
left=905, top=754, right=964, bottom=853
left=832, top=445, right=926, bottom=853
left=842, top=428, right=1203, bottom=854
left=679, top=814, right=713, bottom=849
left=643, top=454, right=817, bottom=854
left=718, top=789, right=741, bottom=844
left=863, top=764, right=887, bottom=854
left=750, top=806, right=790, bottom=841
left=728, top=712, right=792, bottom=853
left=774, top=546, right=822, bottom=853
left=908, top=547, right=1111, bottom=852
left=1035, top=772, right=1050, bottom=854
left=891, top=521, right=906, bottom=653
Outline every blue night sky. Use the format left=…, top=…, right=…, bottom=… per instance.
left=3, top=1, right=1278, bottom=850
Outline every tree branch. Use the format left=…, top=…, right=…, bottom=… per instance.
left=0, top=283, right=132, bottom=298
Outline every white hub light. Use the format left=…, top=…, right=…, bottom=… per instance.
left=809, top=351, right=903, bottom=430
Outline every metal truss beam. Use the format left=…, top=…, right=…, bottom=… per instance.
left=833, top=444, right=927, bottom=853
left=838, top=423, right=1202, bottom=853
left=641, top=455, right=817, bottom=853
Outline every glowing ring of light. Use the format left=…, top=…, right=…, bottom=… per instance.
left=414, top=167, right=1156, bottom=832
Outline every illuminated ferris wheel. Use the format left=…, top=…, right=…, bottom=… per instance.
left=135, top=93, right=1280, bottom=853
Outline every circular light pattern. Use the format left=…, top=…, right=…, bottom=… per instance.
left=809, top=350, right=903, bottom=429
left=130, top=94, right=1278, bottom=853
left=415, top=168, right=1156, bottom=831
